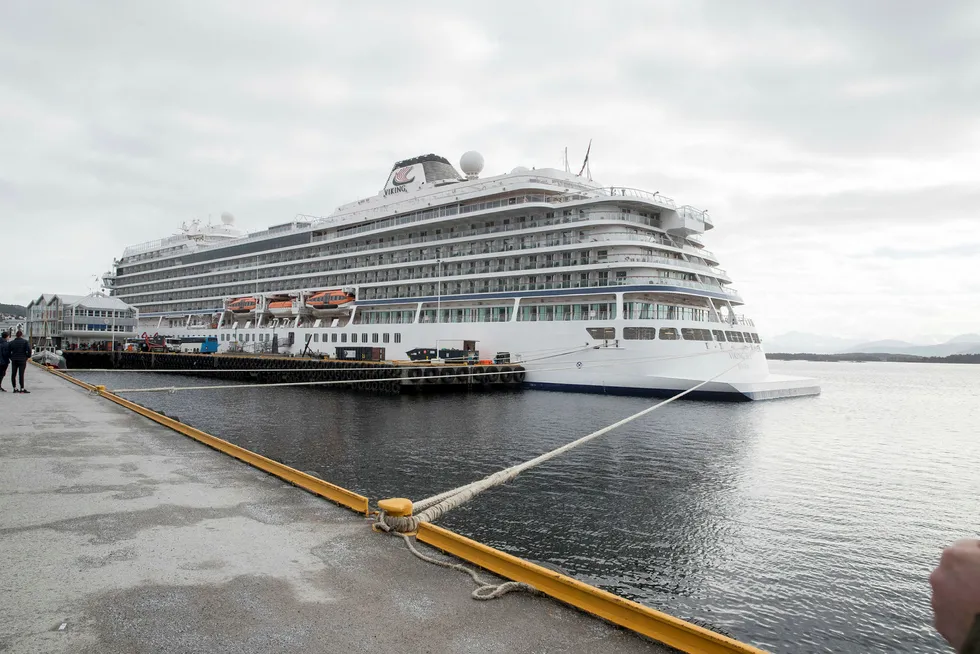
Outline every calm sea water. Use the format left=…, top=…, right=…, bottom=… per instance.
left=74, top=361, right=980, bottom=653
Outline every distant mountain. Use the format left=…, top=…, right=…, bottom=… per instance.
left=847, top=339, right=917, bottom=352
left=763, top=331, right=863, bottom=354
left=842, top=338, right=980, bottom=357
left=0, top=303, right=26, bottom=318
left=767, top=332, right=980, bottom=356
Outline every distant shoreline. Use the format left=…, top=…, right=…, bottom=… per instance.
left=767, top=352, right=980, bottom=364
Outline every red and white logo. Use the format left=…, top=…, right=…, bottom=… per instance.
left=392, top=166, right=416, bottom=186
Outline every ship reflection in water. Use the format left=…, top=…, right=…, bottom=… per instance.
left=74, top=361, right=979, bottom=653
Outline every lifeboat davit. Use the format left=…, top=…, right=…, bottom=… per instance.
left=228, top=297, right=257, bottom=313
left=268, top=300, right=294, bottom=316
left=306, top=290, right=355, bottom=316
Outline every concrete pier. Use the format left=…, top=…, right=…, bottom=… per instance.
left=0, top=371, right=667, bottom=653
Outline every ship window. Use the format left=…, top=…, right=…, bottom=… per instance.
left=742, top=332, right=753, bottom=342
left=726, top=331, right=744, bottom=343
left=682, top=328, right=712, bottom=341
left=751, top=333, right=761, bottom=344
left=351, top=333, right=357, bottom=343
left=659, top=328, right=679, bottom=340
left=362, top=333, right=368, bottom=343
left=586, top=327, right=615, bottom=340
left=383, top=333, right=390, bottom=343
left=341, top=333, right=347, bottom=343
left=712, top=330, right=726, bottom=342
left=372, top=333, right=379, bottom=343
left=394, top=333, right=401, bottom=343
left=332, top=333, right=337, bottom=343
left=623, top=327, right=657, bottom=340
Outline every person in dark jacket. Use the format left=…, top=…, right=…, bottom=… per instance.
left=6, top=330, right=31, bottom=393
left=0, top=332, right=9, bottom=392
left=932, top=538, right=980, bottom=653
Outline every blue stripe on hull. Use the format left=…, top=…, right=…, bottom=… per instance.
left=523, top=381, right=751, bottom=402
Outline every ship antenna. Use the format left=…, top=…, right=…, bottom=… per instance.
left=563, top=147, right=570, bottom=173
left=577, top=139, right=592, bottom=177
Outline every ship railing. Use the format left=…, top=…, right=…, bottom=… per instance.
left=598, top=187, right=677, bottom=208
left=706, top=313, right=755, bottom=327
left=316, top=186, right=682, bottom=242
left=358, top=276, right=742, bottom=301
left=587, top=233, right=716, bottom=261
left=287, top=243, right=725, bottom=278
left=676, top=205, right=709, bottom=222
left=323, top=192, right=561, bottom=241
left=114, top=233, right=726, bottom=295
left=311, top=212, right=680, bottom=257
left=607, top=254, right=728, bottom=277
left=122, top=209, right=694, bottom=279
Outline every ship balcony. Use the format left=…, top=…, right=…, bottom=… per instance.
left=605, top=254, right=731, bottom=282
left=662, top=206, right=710, bottom=236
left=617, top=276, right=741, bottom=302
left=588, top=233, right=719, bottom=264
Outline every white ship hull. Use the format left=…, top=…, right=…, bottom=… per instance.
left=153, top=317, right=818, bottom=401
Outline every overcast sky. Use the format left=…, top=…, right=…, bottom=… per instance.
left=2, top=1, right=977, bottom=340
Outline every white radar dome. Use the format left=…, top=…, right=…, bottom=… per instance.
left=510, top=166, right=530, bottom=174
left=460, top=151, right=485, bottom=179
left=220, top=211, right=235, bottom=225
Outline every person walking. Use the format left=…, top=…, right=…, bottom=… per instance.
left=0, top=332, right=9, bottom=392
left=6, top=330, right=32, bottom=393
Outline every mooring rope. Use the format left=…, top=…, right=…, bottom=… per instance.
left=375, top=357, right=747, bottom=533
left=389, top=532, right=535, bottom=600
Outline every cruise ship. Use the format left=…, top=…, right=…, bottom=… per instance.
left=103, top=151, right=819, bottom=400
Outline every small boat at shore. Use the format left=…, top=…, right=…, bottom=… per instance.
left=32, top=349, right=67, bottom=369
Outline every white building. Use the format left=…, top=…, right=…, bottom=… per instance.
left=26, top=293, right=139, bottom=349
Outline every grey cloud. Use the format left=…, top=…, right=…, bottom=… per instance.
left=725, top=183, right=980, bottom=229
left=864, top=244, right=980, bottom=260
left=0, top=0, right=977, bottom=340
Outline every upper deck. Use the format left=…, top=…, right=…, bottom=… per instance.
left=115, top=161, right=711, bottom=272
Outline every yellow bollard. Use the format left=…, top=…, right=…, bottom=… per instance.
left=377, top=497, right=413, bottom=517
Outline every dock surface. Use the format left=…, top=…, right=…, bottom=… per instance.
left=0, top=371, right=667, bottom=653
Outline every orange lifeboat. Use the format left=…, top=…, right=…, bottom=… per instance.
left=306, top=290, right=355, bottom=311
left=228, top=297, right=257, bottom=313
left=268, top=300, right=294, bottom=316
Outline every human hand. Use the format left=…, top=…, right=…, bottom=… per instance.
left=931, top=539, right=980, bottom=651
